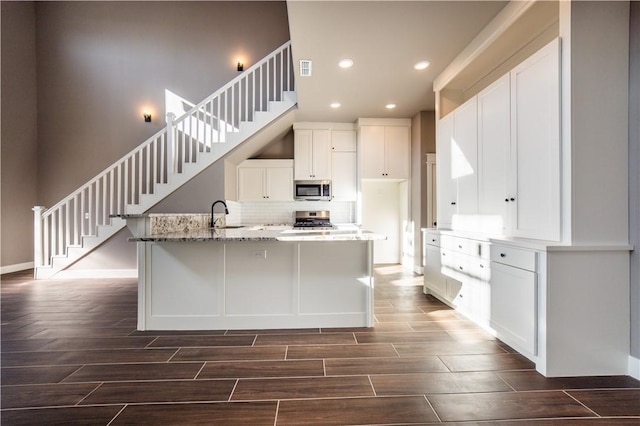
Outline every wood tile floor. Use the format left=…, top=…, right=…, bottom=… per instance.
left=2, top=265, right=639, bottom=425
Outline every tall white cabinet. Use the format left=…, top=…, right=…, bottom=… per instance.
left=508, top=40, right=561, bottom=242
left=331, top=129, right=357, bottom=201
left=431, top=12, right=631, bottom=379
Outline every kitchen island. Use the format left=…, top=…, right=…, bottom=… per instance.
left=123, top=214, right=385, bottom=331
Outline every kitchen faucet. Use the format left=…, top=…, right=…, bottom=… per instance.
left=210, top=200, right=229, bottom=228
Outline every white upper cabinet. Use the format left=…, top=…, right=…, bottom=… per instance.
left=436, top=98, right=478, bottom=231
left=509, top=39, right=560, bottom=242
left=331, top=130, right=357, bottom=152
left=437, top=40, right=561, bottom=242
left=452, top=97, right=479, bottom=220
left=436, top=113, right=456, bottom=229
left=237, top=160, right=293, bottom=202
left=294, top=128, right=331, bottom=180
left=477, top=73, right=510, bottom=234
left=359, top=120, right=410, bottom=180
left=331, top=129, right=357, bottom=201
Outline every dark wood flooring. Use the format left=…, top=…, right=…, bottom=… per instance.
left=2, top=265, right=639, bottom=425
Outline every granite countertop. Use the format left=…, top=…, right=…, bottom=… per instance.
left=129, top=226, right=386, bottom=243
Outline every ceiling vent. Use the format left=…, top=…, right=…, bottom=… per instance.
left=299, top=60, right=312, bottom=77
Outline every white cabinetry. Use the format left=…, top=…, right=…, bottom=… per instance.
left=331, top=129, right=357, bottom=201
left=509, top=39, right=560, bottom=241
left=237, top=160, right=293, bottom=202
left=293, top=126, right=331, bottom=180
left=436, top=113, right=455, bottom=229
left=437, top=40, right=560, bottom=242
left=477, top=74, right=510, bottom=233
left=490, top=243, right=538, bottom=357
left=358, top=119, right=410, bottom=179
left=422, top=229, right=490, bottom=329
left=436, top=98, right=478, bottom=230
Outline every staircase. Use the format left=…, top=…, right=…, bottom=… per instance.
left=33, top=42, right=296, bottom=279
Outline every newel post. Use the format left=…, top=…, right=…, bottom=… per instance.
left=166, top=112, right=177, bottom=175
left=32, top=206, right=45, bottom=270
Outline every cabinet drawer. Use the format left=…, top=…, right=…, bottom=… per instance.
left=491, top=244, right=536, bottom=271
left=424, top=232, right=440, bottom=247
left=441, top=235, right=488, bottom=258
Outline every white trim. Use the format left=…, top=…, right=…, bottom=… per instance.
left=51, top=269, right=137, bottom=279
left=629, top=355, right=640, bottom=380
left=1, top=261, right=34, bottom=275
left=433, top=1, right=535, bottom=91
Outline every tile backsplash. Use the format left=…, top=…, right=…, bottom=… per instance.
left=226, top=200, right=356, bottom=225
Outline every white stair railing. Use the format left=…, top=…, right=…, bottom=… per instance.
left=33, top=41, right=294, bottom=270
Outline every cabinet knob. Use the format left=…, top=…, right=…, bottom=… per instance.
left=451, top=202, right=456, bottom=205
left=459, top=266, right=463, bottom=270
left=500, top=253, right=506, bottom=258
left=510, top=197, right=515, bottom=201
left=480, top=264, right=484, bottom=268
left=505, top=198, right=510, bottom=202
left=458, top=245, right=462, bottom=249
left=432, top=239, right=436, bottom=242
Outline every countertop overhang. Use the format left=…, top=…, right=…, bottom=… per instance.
left=129, top=227, right=386, bottom=242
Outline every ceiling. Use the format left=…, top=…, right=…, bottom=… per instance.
left=286, top=0, right=507, bottom=123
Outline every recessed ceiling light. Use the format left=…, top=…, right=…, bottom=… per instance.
left=338, top=59, right=354, bottom=69
left=330, top=102, right=341, bottom=109
left=414, top=60, right=430, bottom=70
left=385, top=103, right=397, bottom=109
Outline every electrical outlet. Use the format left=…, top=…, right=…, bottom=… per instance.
left=253, top=250, right=267, bottom=259
left=84, top=213, right=90, bottom=219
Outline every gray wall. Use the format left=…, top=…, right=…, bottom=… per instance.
left=410, top=110, right=435, bottom=271
left=35, top=1, right=290, bottom=207
left=629, top=1, right=639, bottom=361
left=1, top=2, right=39, bottom=268
left=1, top=1, right=290, bottom=270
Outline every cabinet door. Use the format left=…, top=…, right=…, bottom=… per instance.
left=360, top=125, right=386, bottom=179
left=490, top=261, right=537, bottom=355
left=332, top=151, right=357, bottom=201
left=510, top=39, right=561, bottom=241
left=452, top=96, right=478, bottom=220
left=478, top=74, right=510, bottom=233
left=384, top=126, right=410, bottom=179
left=424, top=245, right=446, bottom=296
left=294, top=129, right=313, bottom=180
left=266, top=167, right=293, bottom=201
left=238, top=167, right=266, bottom=201
left=332, top=130, right=356, bottom=152
left=436, top=113, right=456, bottom=229
left=311, top=129, right=332, bottom=180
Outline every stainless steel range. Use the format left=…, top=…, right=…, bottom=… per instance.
left=293, top=210, right=333, bottom=230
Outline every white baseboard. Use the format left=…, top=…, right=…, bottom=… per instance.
left=413, top=265, right=424, bottom=275
left=629, top=355, right=640, bottom=380
left=1, top=261, right=34, bottom=275
left=52, top=269, right=137, bottom=279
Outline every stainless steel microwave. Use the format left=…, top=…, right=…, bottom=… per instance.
left=294, top=180, right=331, bottom=201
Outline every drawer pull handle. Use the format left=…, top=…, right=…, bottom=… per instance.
left=505, top=198, right=509, bottom=202
left=500, top=253, right=506, bottom=258
left=480, top=264, right=484, bottom=268
left=458, top=245, right=462, bottom=249
left=459, top=266, right=463, bottom=270
left=432, top=239, right=436, bottom=242
left=451, top=202, right=457, bottom=205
